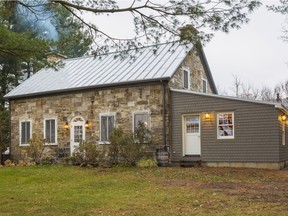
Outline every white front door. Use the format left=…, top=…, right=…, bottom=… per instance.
left=184, top=115, right=201, bottom=155
left=70, top=117, right=85, bottom=155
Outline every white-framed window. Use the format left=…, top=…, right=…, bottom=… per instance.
left=183, top=68, right=190, bottom=89
left=202, top=78, right=207, bottom=93
left=217, top=112, right=234, bottom=139
left=99, top=113, right=115, bottom=143
left=44, top=118, right=57, bottom=145
left=133, top=112, right=150, bottom=132
left=19, top=120, right=32, bottom=146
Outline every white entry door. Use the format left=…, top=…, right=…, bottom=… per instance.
left=70, top=117, right=85, bottom=155
left=184, top=115, right=201, bottom=155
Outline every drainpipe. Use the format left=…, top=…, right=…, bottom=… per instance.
left=162, top=81, right=167, bottom=148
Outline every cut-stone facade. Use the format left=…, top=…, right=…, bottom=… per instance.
left=8, top=49, right=214, bottom=161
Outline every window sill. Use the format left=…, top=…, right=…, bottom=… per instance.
left=217, top=137, right=234, bottom=140
left=99, top=141, right=111, bottom=145
left=44, top=143, right=58, bottom=146
left=19, top=144, right=30, bottom=147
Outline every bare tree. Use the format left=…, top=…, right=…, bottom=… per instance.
left=11, top=0, right=261, bottom=54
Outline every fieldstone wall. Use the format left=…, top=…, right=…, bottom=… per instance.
left=9, top=48, right=213, bottom=161
left=10, top=84, right=165, bottom=160
left=169, top=49, right=213, bottom=93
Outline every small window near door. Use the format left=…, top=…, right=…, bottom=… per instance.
left=202, top=78, right=207, bottom=93
left=20, top=120, right=32, bottom=145
left=183, top=69, right=189, bottom=89
left=44, top=118, right=57, bottom=145
left=217, top=112, right=234, bottom=139
left=186, top=116, right=199, bottom=133
left=100, top=113, right=115, bottom=143
left=133, top=112, right=150, bottom=132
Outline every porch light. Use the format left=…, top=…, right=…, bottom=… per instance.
left=205, top=113, right=210, bottom=120
left=85, top=120, right=89, bottom=129
left=281, top=114, right=287, bottom=121
left=64, top=122, right=69, bottom=130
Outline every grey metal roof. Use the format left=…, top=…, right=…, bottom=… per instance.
left=5, top=42, right=193, bottom=99
left=171, top=88, right=288, bottom=113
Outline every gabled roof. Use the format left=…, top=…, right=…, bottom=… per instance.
left=5, top=42, right=216, bottom=99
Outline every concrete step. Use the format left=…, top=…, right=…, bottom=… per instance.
left=180, top=155, right=201, bottom=167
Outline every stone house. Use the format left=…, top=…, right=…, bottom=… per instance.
left=5, top=42, right=288, bottom=169
left=5, top=42, right=216, bottom=161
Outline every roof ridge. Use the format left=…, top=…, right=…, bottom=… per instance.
left=65, top=41, right=184, bottom=62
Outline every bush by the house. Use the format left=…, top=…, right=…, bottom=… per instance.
left=72, top=141, right=104, bottom=167
left=109, top=122, right=153, bottom=166
left=26, top=134, right=45, bottom=165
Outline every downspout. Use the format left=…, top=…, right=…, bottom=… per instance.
left=162, top=81, right=167, bottom=148
left=8, top=100, right=12, bottom=161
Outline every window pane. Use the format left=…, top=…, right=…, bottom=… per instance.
left=186, top=116, right=199, bottom=133
left=202, top=80, right=207, bottom=93
left=134, top=113, right=149, bottom=131
left=183, top=70, right=188, bottom=89
left=108, top=116, right=114, bottom=140
left=217, top=113, right=234, bottom=138
left=101, top=116, right=108, bottom=141
left=74, top=125, right=83, bottom=143
left=45, top=119, right=56, bottom=143
left=21, top=121, right=30, bottom=144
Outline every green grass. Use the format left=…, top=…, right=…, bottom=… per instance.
left=0, top=166, right=287, bottom=215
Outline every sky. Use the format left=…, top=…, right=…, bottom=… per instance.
left=204, top=2, right=288, bottom=95
left=83, top=1, right=288, bottom=95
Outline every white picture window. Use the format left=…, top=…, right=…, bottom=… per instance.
left=133, top=112, right=150, bottom=132
left=44, top=118, right=57, bottom=145
left=20, top=120, right=32, bottom=145
left=202, top=78, right=207, bottom=93
left=183, top=69, right=190, bottom=89
left=217, top=112, right=234, bottom=139
left=100, top=113, right=115, bottom=143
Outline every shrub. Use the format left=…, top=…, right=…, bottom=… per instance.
left=109, top=122, right=153, bottom=166
left=72, top=141, right=102, bottom=167
left=26, top=134, right=45, bottom=165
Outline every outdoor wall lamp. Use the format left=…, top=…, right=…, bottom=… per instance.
left=64, top=122, right=69, bottom=130
left=205, top=113, right=211, bottom=120
left=85, top=120, right=89, bottom=129
left=281, top=114, right=287, bottom=121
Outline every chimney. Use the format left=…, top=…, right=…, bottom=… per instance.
left=276, top=93, right=281, bottom=103
left=47, top=53, right=66, bottom=63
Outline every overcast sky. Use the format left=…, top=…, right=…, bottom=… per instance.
left=205, top=2, right=288, bottom=95
left=84, top=1, right=288, bottom=95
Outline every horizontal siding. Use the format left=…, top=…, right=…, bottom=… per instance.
left=171, top=91, right=283, bottom=163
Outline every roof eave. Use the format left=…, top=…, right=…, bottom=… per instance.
left=5, top=77, right=170, bottom=100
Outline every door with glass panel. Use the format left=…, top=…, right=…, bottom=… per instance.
left=70, top=117, right=85, bottom=155
left=184, top=115, right=201, bottom=155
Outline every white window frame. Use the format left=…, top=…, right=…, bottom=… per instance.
left=132, top=111, right=151, bottom=133
left=202, top=78, right=207, bottom=93
left=217, top=112, right=234, bottom=139
left=99, top=112, right=116, bottom=144
left=44, top=118, right=57, bottom=145
left=182, top=68, right=190, bottom=89
left=19, top=120, right=32, bottom=146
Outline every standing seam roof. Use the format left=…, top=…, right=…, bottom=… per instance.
left=5, top=42, right=193, bottom=98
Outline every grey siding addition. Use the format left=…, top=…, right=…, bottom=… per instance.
left=170, top=90, right=285, bottom=164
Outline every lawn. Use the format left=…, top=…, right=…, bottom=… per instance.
left=0, top=166, right=287, bottom=216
